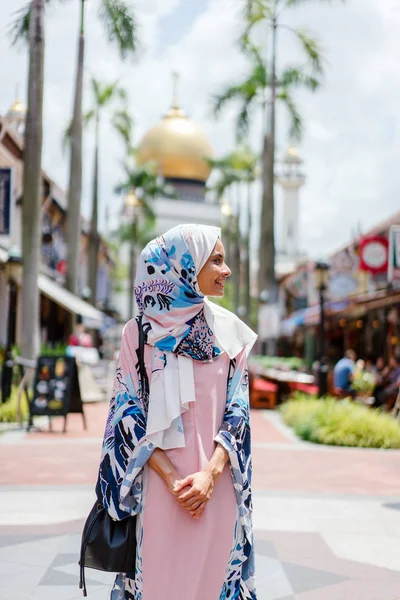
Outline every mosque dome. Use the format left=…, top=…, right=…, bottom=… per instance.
left=136, top=74, right=213, bottom=183
left=7, top=99, right=26, bottom=119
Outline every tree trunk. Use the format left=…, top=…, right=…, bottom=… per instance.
left=21, top=0, right=45, bottom=360
left=245, top=180, right=252, bottom=325
left=88, top=114, right=99, bottom=306
left=259, top=18, right=277, bottom=305
left=66, top=0, right=85, bottom=296
left=233, top=184, right=241, bottom=315
left=128, top=216, right=138, bottom=318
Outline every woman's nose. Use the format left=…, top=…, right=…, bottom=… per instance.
left=222, top=263, right=231, bottom=278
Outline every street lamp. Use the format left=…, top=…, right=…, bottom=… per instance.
left=125, top=190, right=142, bottom=317
left=1, top=246, right=23, bottom=403
left=314, top=261, right=329, bottom=397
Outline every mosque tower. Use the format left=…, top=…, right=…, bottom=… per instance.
left=276, top=146, right=305, bottom=261
left=136, top=72, right=221, bottom=233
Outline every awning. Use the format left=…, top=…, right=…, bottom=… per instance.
left=38, top=274, right=105, bottom=329
left=280, top=309, right=307, bottom=337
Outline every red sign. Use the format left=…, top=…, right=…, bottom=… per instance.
left=359, top=236, right=389, bottom=274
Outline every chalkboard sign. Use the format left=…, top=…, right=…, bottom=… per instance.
left=29, top=355, right=86, bottom=432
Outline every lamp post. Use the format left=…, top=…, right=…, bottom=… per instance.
left=1, top=246, right=23, bottom=403
left=314, top=261, right=329, bottom=397
left=125, top=189, right=142, bottom=318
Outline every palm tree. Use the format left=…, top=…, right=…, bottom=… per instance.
left=214, top=0, right=344, bottom=332
left=209, top=148, right=257, bottom=318
left=115, top=162, right=175, bottom=317
left=10, top=0, right=140, bottom=298
left=21, top=0, right=45, bottom=360
left=83, top=78, right=128, bottom=306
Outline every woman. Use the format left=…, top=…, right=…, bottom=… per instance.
left=97, top=224, right=257, bottom=600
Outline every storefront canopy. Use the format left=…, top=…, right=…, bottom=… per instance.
left=38, top=274, right=105, bottom=329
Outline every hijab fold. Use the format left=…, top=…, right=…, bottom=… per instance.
left=134, top=224, right=257, bottom=450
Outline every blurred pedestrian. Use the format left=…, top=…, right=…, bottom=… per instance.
left=96, top=225, right=258, bottom=600
left=333, top=349, right=357, bottom=396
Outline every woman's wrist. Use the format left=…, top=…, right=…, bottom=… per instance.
left=205, top=444, right=229, bottom=482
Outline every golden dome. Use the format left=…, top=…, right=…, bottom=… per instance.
left=136, top=104, right=213, bottom=183
left=7, top=99, right=26, bottom=117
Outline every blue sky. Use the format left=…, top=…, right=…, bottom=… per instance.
left=1, top=0, right=400, bottom=260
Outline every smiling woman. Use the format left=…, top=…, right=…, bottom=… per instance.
left=96, top=223, right=258, bottom=600
left=197, top=238, right=232, bottom=297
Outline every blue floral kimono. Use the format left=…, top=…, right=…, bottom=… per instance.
left=96, top=225, right=256, bottom=599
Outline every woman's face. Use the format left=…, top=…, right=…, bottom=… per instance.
left=197, top=238, right=231, bottom=297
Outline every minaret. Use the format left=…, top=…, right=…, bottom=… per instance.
left=277, top=146, right=305, bottom=258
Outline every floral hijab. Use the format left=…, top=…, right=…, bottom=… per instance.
left=134, top=224, right=257, bottom=450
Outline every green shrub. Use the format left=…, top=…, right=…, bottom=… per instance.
left=251, top=355, right=306, bottom=371
left=0, top=387, right=30, bottom=424
left=280, top=393, right=400, bottom=449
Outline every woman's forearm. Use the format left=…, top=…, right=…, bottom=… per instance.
left=205, top=443, right=229, bottom=483
left=148, top=448, right=181, bottom=491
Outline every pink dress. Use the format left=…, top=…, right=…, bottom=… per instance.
left=138, top=347, right=238, bottom=600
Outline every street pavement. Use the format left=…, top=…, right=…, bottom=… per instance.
left=1, top=404, right=400, bottom=599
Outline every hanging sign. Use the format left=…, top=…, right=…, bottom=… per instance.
left=359, top=236, right=389, bottom=274
left=388, top=225, right=400, bottom=288
left=0, top=168, right=13, bottom=236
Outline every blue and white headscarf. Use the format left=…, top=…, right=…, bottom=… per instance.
left=134, top=224, right=257, bottom=450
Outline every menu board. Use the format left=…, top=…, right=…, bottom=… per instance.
left=31, top=355, right=83, bottom=418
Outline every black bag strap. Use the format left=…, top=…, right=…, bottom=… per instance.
left=136, top=314, right=150, bottom=399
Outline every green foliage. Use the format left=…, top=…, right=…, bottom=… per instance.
left=98, top=0, right=140, bottom=59
left=280, top=394, right=400, bottom=449
left=352, top=371, right=376, bottom=396
left=251, top=355, right=306, bottom=371
left=40, top=343, right=67, bottom=356
left=0, top=387, right=29, bottom=424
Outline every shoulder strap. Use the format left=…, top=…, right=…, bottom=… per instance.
left=137, top=315, right=150, bottom=399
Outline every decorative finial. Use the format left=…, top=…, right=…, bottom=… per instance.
left=171, top=70, right=180, bottom=109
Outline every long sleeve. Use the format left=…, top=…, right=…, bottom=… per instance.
left=96, top=319, right=155, bottom=520
left=214, top=349, right=256, bottom=599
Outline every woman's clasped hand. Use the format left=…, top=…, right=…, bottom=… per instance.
left=173, top=471, right=216, bottom=520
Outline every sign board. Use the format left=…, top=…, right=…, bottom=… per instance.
left=30, top=355, right=86, bottom=432
left=388, top=225, right=400, bottom=288
left=328, top=248, right=359, bottom=299
left=0, top=168, right=13, bottom=236
left=359, top=236, right=389, bottom=274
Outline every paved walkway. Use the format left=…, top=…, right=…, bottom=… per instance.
left=1, top=404, right=400, bottom=599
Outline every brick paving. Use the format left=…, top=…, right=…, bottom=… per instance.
left=2, top=403, right=400, bottom=599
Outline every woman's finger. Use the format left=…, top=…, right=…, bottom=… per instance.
left=182, top=496, right=204, bottom=509
left=176, top=487, right=198, bottom=503
left=173, top=476, right=193, bottom=493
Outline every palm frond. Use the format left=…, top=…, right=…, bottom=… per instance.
left=98, top=0, right=140, bottom=59
left=212, top=86, right=244, bottom=117
left=8, top=3, right=31, bottom=46
left=113, top=109, right=133, bottom=147
left=61, top=121, right=72, bottom=154
left=279, top=66, right=321, bottom=91
left=278, top=89, right=302, bottom=141
left=295, top=29, right=324, bottom=73
left=83, top=109, right=96, bottom=127
left=8, top=0, right=67, bottom=46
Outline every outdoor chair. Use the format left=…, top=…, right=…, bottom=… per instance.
left=249, top=371, right=278, bottom=410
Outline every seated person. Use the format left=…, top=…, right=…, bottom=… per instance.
left=333, top=349, right=356, bottom=396
left=374, top=356, right=400, bottom=409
